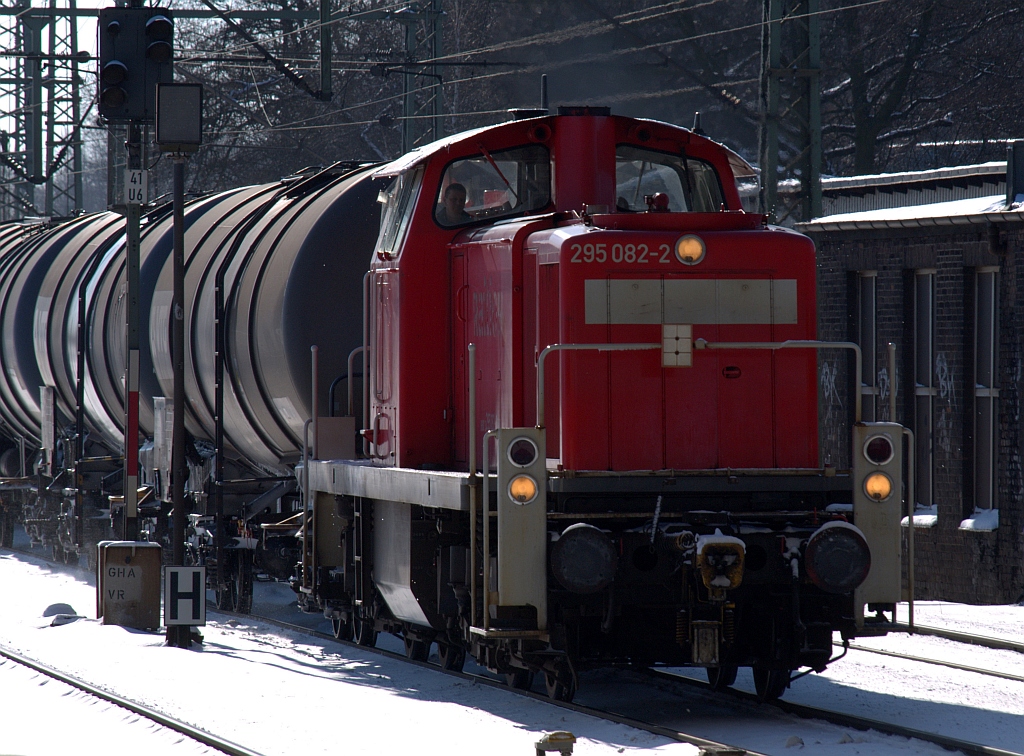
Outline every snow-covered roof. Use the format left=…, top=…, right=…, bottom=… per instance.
left=821, top=161, right=1006, bottom=193
left=799, top=194, right=1024, bottom=232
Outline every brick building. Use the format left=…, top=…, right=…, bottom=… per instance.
left=799, top=185, right=1024, bottom=604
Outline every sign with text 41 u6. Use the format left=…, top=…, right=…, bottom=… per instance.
left=125, top=168, right=148, bottom=205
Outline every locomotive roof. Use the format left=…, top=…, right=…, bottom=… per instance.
left=372, top=114, right=756, bottom=180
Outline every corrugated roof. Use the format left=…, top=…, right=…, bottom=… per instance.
left=798, top=194, right=1024, bottom=232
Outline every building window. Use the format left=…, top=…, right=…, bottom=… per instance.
left=913, top=270, right=936, bottom=513
left=973, top=266, right=999, bottom=512
left=858, top=271, right=878, bottom=422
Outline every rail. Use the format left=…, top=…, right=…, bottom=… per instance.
left=0, top=644, right=264, bottom=756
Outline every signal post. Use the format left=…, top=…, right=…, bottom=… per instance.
left=97, top=3, right=173, bottom=539
left=156, top=82, right=203, bottom=648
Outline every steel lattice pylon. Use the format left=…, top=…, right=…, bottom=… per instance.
left=0, top=0, right=84, bottom=220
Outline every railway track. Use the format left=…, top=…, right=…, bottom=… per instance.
left=230, top=607, right=769, bottom=756
left=0, top=642, right=263, bottom=756
left=7, top=542, right=1022, bottom=756
left=240, top=606, right=1024, bottom=756
left=1, top=544, right=765, bottom=755
left=642, top=667, right=1024, bottom=756
left=841, top=640, right=1024, bottom=683
left=891, top=623, right=1024, bottom=654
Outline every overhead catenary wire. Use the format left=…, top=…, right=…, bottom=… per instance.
left=159, top=0, right=895, bottom=142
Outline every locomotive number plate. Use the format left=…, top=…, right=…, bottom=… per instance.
left=568, top=241, right=673, bottom=265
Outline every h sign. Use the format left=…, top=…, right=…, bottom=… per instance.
left=164, top=566, right=206, bottom=626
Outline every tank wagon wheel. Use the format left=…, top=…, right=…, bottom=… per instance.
left=544, top=666, right=577, bottom=703
left=353, top=614, right=377, bottom=647
left=404, top=633, right=431, bottom=662
left=232, top=553, right=254, bottom=614
left=331, top=614, right=354, bottom=641
left=752, top=667, right=789, bottom=701
left=504, top=668, right=534, bottom=690
left=436, top=642, right=466, bottom=671
left=706, top=664, right=738, bottom=690
left=215, top=580, right=236, bottom=611
left=0, top=510, right=13, bottom=548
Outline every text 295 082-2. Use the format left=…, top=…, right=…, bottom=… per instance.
left=568, top=241, right=673, bottom=264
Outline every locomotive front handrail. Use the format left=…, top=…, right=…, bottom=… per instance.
left=694, top=339, right=864, bottom=423
left=536, top=343, right=661, bottom=428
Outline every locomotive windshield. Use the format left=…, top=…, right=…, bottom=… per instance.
left=377, top=166, right=423, bottom=257
left=435, top=144, right=551, bottom=228
left=615, top=145, right=724, bottom=212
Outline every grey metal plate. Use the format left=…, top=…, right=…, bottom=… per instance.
left=585, top=278, right=798, bottom=325
left=307, top=460, right=470, bottom=511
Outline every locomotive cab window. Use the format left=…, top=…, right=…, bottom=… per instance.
left=377, top=166, right=423, bottom=257
left=615, top=145, right=724, bottom=212
left=435, top=144, right=551, bottom=228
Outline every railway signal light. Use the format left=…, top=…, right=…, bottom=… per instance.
left=489, top=427, right=548, bottom=630
left=852, top=422, right=904, bottom=619
left=98, top=7, right=174, bottom=123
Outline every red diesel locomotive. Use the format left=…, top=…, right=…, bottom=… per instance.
left=299, top=107, right=906, bottom=701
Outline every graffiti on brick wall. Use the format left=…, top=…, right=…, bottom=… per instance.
left=935, top=352, right=955, bottom=456
left=820, top=359, right=843, bottom=464
left=878, top=366, right=890, bottom=421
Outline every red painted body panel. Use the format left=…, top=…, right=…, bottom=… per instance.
left=526, top=222, right=818, bottom=471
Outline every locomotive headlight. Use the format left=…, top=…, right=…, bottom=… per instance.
left=863, top=471, right=893, bottom=501
left=550, top=523, right=618, bottom=594
left=675, top=234, right=706, bottom=265
left=508, top=474, right=539, bottom=504
left=805, top=521, right=871, bottom=594
left=696, top=531, right=745, bottom=591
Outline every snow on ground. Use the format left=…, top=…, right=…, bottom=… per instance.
left=0, top=551, right=693, bottom=756
left=0, top=656, right=224, bottom=756
left=2, top=545, right=1023, bottom=756
left=662, top=599, right=1024, bottom=754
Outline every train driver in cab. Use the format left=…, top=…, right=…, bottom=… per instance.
left=436, top=182, right=472, bottom=225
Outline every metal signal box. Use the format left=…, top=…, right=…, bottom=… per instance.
left=97, top=541, right=162, bottom=629
left=852, top=422, right=904, bottom=620
left=494, top=427, right=548, bottom=630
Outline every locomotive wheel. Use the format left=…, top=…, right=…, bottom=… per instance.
left=436, top=642, right=466, bottom=671
left=544, top=669, right=576, bottom=703
left=404, top=635, right=430, bottom=662
left=504, top=668, right=534, bottom=690
left=331, top=614, right=354, bottom=641
left=353, top=616, right=377, bottom=647
left=753, top=668, right=789, bottom=701
left=706, top=664, right=738, bottom=690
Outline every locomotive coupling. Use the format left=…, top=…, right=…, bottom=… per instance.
left=695, top=529, right=745, bottom=596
